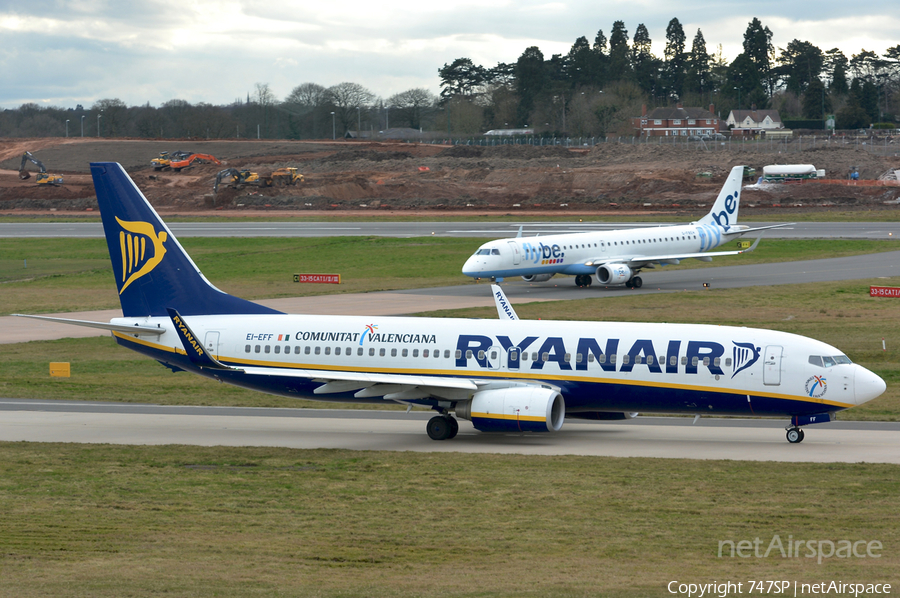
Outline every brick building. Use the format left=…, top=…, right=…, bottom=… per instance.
left=633, top=104, right=720, bottom=137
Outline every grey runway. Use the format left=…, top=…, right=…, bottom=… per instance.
left=1, top=399, right=897, bottom=463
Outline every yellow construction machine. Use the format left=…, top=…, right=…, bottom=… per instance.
left=19, top=151, right=64, bottom=186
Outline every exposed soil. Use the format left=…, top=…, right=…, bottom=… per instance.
left=1, top=138, right=899, bottom=216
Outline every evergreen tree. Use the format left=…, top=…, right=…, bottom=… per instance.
left=592, top=29, right=609, bottom=87
left=824, top=48, right=850, bottom=95
left=742, top=18, right=775, bottom=96
left=776, top=40, right=824, bottom=95
left=685, top=29, right=711, bottom=96
left=515, top=46, right=548, bottom=124
left=607, top=21, right=631, bottom=82
left=663, top=18, right=687, bottom=101
left=631, top=24, right=659, bottom=96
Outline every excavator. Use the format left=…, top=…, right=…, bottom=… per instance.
left=19, top=151, right=64, bottom=186
left=169, top=153, right=222, bottom=172
left=150, top=151, right=191, bottom=171
left=214, top=168, right=261, bottom=193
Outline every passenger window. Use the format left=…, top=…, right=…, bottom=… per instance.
left=402, top=349, right=408, bottom=357
left=335, top=347, right=341, bottom=355
left=521, top=352, right=528, bottom=361
left=576, top=353, right=583, bottom=363
left=713, top=357, right=720, bottom=367
left=294, top=346, right=301, bottom=354
left=315, top=347, right=321, bottom=355
left=692, top=356, right=699, bottom=366
left=369, top=348, right=375, bottom=356
left=647, top=355, right=654, bottom=365
left=324, top=347, right=331, bottom=355
left=305, top=346, right=311, bottom=355
left=598, top=354, right=605, bottom=364
left=423, top=349, right=429, bottom=358
left=274, top=346, right=281, bottom=354
left=391, top=349, right=397, bottom=357
left=379, top=348, right=386, bottom=357
left=490, top=350, right=498, bottom=360
left=245, top=345, right=251, bottom=353
left=510, top=350, right=518, bottom=361
left=445, top=350, right=451, bottom=359
left=477, top=350, right=485, bottom=360
left=622, top=355, right=630, bottom=365
left=588, top=354, right=594, bottom=363
left=455, top=350, right=462, bottom=359
left=725, top=357, right=732, bottom=367
left=681, top=356, right=687, bottom=365
left=255, top=345, right=260, bottom=353
left=357, top=347, right=363, bottom=356
left=610, top=354, right=616, bottom=364
left=670, top=356, right=677, bottom=366
left=542, top=352, right=549, bottom=362
left=264, top=345, right=271, bottom=354
left=413, top=349, right=418, bottom=357
left=703, top=357, right=710, bottom=366
left=564, top=353, right=571, bottom=362
left=466, top=350, right=473, bottom=359
left=532, top=352, right=538, bottom=361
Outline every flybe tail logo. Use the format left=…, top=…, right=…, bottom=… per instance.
left=116, top=216, right=168, bottom=294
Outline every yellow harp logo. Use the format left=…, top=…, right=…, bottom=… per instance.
left=116, top=217, right=168, bottom=294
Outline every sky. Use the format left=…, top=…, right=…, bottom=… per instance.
left=1, top=0, right=897, bottom=110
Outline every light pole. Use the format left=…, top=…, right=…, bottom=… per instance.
left=97, top=114, right=102, bottom=137
left=331, top=112, right=335, bottom=140
left=357, top=106, right=361, bottom=137
left=81, top=115, right=85, bottom=137
left=733, top=86, right=741, bottom=111
left=65, top=119, right=69, bottom=138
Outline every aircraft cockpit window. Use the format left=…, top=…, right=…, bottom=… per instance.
left=809, top=355, right=851, bottom=367
left=491, top=249, right=501, bottom=255
left=835, top=355, right=852, bottom=365
left=475, top=248, right=491, bottom=255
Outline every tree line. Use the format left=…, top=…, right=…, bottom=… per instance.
left=2, top=18, right=898, bottom=139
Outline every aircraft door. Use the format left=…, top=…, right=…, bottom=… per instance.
left=487, top=346, right=503, bottom=370
left=763, top=345, right=782, bottom=386
left=507, top=241, right=521, bottom=265
left=506, top=347, right=521, bottom=370
left=204, top=331, right=220, bottom=358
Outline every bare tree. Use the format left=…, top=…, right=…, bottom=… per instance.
left=285, top=83, right=327, bottom=108
left=327, top=82, right=375, bottom=135
left=386, top=88, right=436, bottom=129
left=92, top=98, right=127, bottom=136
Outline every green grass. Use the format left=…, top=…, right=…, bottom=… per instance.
left=3, top=277, right=899, bottom=421
left=2, top=237, right=897, bottom=315
left=0, top=444, right=896, bottom=597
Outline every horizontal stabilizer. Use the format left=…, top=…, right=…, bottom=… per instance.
left=12, top=314, right=165, bottom=335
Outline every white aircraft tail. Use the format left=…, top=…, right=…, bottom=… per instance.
left=698, top=165, right=744, bottom=232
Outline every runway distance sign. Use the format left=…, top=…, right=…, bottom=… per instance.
left=294, top=273, right=341, bottom=284
left=870, top=286, right=900, bottom=297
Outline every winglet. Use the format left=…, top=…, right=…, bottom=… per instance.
left=491, top=284, right=519, bottom=320
left=166, top=308, right=240, bottom=370
left=516, top=225, right=524, bottom=238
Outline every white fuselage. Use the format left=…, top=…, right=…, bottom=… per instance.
left=111, top=312, right=884, bottom=418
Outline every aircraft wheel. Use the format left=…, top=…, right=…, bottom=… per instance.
left=625, top=279, right=633, bottom=289
left=633, top=276, right=643, bottom=288
left=448, top=417, right=459, bottom=439
left=584, top=276, right=592, bottom=287
left=786, top=427, right=804, bottom=444
left=427, top=415, right=452, bottom=440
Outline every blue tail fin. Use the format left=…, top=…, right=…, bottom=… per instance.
left=91, top=162, right=281, bottom=318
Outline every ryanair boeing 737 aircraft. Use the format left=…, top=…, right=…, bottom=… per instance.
left=463, top=165, right=790, bottom=288
left=16, top=163, right=885, bottom=443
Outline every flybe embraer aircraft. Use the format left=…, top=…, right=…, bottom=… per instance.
left=463, top=165, right=790, bottom=288
left=16, top=163, right=884, bottom=444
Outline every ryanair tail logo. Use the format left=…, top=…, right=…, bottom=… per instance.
left=116, top=217, right=168, bottom=294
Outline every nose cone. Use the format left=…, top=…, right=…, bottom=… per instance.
left=854, top=365, right=886, bottom=405
left=462, top=255, right=482, bottom=277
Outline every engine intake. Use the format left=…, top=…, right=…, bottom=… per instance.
left=455, top=387, right=565, bottom=433
left=521, top=273, right=554, bottom=283
left=596, top=263, right=632, bottom=285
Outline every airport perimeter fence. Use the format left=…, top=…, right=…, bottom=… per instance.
left=406, top=133, right=900, bottom=157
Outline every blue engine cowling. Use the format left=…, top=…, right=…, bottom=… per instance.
left=455, top=387, right=565, bottom=433
left=596, top=263, right=632, bottom=285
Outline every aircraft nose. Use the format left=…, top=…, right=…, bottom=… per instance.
left=462, top=256, right=481, bottom=276
left=854, top=365, right=886, bottom=405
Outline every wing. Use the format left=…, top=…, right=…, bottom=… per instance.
left=585, top=236, right=763, bottom=268
left=12, top=314, right=165, bottom=335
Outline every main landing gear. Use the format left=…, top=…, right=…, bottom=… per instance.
left=427, top=414, right=459, bottom=440
left=575, top=274, right=593, bottom=288
left=786, top=426, right=806, bottom=444
left=625, top=276, right=643, bottom=289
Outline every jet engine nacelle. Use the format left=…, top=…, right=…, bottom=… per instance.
left=455, top=387, right=565, bottom=433
left=521, top=274, right=554, bottom=283
left=596, top=263, right=632, bottom=285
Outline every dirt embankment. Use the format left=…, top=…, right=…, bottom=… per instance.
left=1, top=138, right=898, bottom=215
